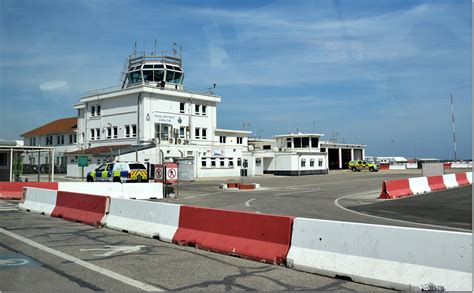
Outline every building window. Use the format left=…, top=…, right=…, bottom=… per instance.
left=237, top=137, right=243, bottom=144
left=91, top=106, right=95, bottom=117
left=107, top=127, right=112, bottom=139
left=202, top=128, right=207, bottom=139
left=97, top=105, right=101, bottom=116
left=0, top=153, right=7, bottom=166
left=219, top=136, right=226, bottom=143
left=45, top=136, right=52, bottom=145
left=294, top=137, right=302, bottom=148
left=302, top=137, right=309, bottom=148
left=155, top=123, right=170, bottom=141
left=69, top=134, right=74, bottom=144
left=263, top=145, right=271, bottom=150
left=211, top=158, right=216, bottom=167
left=195, top=104, right=200, bottom=115
left=90, top=129, right=95, bottom=140
left=319, top=159, right=323, bottom=167
left=96, top=128, right=100, bottom=140
left=321, top=148, right=326, bottom=152
left=237, top=158, right=242, bottom=167
left=125, top=125, right=130, bottom=138
left=195, top=128, right=200, bottom=139
left=220, top=159, right=225, bottom=167
left=202, top=105, right=207, bottom=115
left=286, top=138, right=292, bottom=148
left=228, top=159, right=234, bottom=168
left=310, top=159, right=315, bottom=167
left=201, top=158, right=207, bottom=167
left=113, top=126, right=118, bottom=139
left=311, top=137, right=319, bottom=148
left=301, top=159, right=306, bottom=167
left=179, top=127, right=186, bottom=139
left=131, top=124, right=137, bottom=138
left=180, top=102, right=185, bottom=113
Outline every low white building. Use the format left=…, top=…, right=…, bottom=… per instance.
left=246, top=134, right=366, bottom=176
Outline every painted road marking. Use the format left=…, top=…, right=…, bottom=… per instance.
left=0, top=228, right=163, bottom=291
left=245, top=198, right=256, bottom=207
left=0, top=253, right=40, bottom=270
left=333, top=194, right=471, bottom=232
left=80, top=245, right=145, bottom=257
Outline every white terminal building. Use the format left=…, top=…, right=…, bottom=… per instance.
left=20, top=44, right=366, bottom=179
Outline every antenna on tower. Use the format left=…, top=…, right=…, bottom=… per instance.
left=133, top=41, right=137, bottom=57
left=450, top=94, right=457, bottom=161
left=172, top=42, right=177, bottom=56
left=153, top=40, right=157, bottom=55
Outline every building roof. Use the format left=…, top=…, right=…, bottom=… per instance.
left=21, top=117, right=77, bottom=137
left=66, top=144, right=132, bottom=156
left=274, top=133, right=324, bottom=138
left=214, top=128, right=252, bottom=135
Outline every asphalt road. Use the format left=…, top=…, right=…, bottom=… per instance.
left=164, top=169, right=472, bottom=231
left=0, top=202, right=386, bottom=291
left=347, top=186, right=472, bottom=230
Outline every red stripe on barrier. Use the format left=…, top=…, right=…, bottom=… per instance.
left=172, top=206, right=293, bottom=264
left=0, top=182, right=58, bottom=199
left=379, top=165, right=390, bottom=171
left=427, top=176, right=446, bottom=191
left=51, top=191, right=109, bottom=226
left=455, top=173, right=469, bottom=186
left=379, top=179, right=412, bottom=199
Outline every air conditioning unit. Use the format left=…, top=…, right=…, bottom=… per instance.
left=177, top=138, right=183, bottom=144
left=183, top=139, right=189, bottom=145
left=168, top=138, right=174, bottom=144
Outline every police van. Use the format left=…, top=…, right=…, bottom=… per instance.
left=87, top=162, right=148, bottom=183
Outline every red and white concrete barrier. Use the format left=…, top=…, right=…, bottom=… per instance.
left=0, top=182, right=58, bottom=199
left=19, top=187, right=58, bottom=216
left=104, top=199, right=180, bottom=242
left=287, top=218, right=472, bottom=291
left=51, top=191, right=110, bottom=226
left=172, top=206, right=293, bottom=264
left=380, top=172, right=472, bottom=199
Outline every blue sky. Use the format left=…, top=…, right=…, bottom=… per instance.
left=0, top=0, right=471, bottom=159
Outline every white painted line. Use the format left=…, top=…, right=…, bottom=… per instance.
left=333, top=195, right=471, bottom=232
left=183, top=191, right=224, bottom=200
left=245, top=198, right=256, bottom=207
left=0, top=228, right=163, bottom=291
left=0, top=208, right=17, bottom=211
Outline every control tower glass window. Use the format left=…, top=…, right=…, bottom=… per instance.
left=143, top=70, right=153, bottom=82
left=153, top=70, right=164, bottom=82
left=128, top=71, right=142, bottom=84
left=165, top=70, right=176, bottom=83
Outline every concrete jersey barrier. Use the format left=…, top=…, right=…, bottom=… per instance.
left=442, top=174, right=459, bottom=188
left=104, top=198, right=179, bottom=242
left=18, top=187, right=58, bottom=216
left=379, top=179, right=411, bottom=199
left=0, top=182, right=58, bottom=199
left=287, top=218, right=472, bottom=291
left=173, top=206, right=293, bottom=264
left=122, top=183, right=163, bottom=199
left=51, top=191, right=109, bottom=226
left=408, top=177, right=431, bottom=195
left=58, top=182, right=123, bottom=198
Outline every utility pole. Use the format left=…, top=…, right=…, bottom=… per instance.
left=450, top=94, right=457, bottom=161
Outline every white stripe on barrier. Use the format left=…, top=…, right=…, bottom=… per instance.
left=442, top=174, right=459, bottom=188
left=467, top=172, right=472, bottom=184
left=103, top=198, right=180, bottom=242
left=408, top=177, right=431, bottom=195
left=451, top=163, right=468, bottom=168
left=122, top=183, right=163, bottom=199
left=406, top=163, right=418, bottom=169
left=58, top=182, right=123, bottom=198
left=19, top=187, right=57, bottom=215
left=389, top=164, right=406, bottom=170
left=287, top=218, right=472, bottom=291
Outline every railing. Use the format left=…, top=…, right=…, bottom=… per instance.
left=84, top=82, right=217, bottom=98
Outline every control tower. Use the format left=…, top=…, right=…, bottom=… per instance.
left=121, top=43, right=184, bottom=90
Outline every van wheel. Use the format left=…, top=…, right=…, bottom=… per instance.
left=351, top=167, right=357, bottom=172
left=87, top=176, right=93, bottom=182
left=113, top=177, right=121, bottom=183
left=369, top=167, right=374, bottom=172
